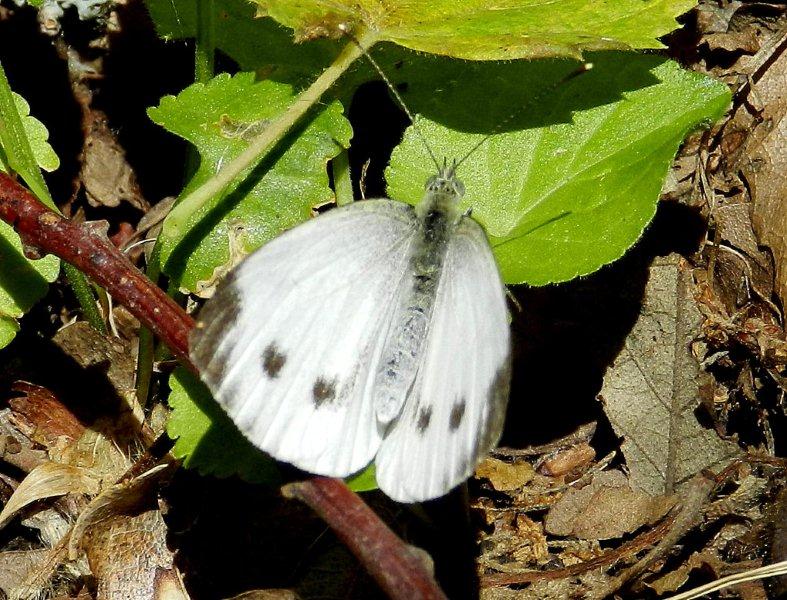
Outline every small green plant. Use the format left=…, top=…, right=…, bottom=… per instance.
left=138, top=0, right=731, bottom=488
left=0, top=0, right=731, bottom=490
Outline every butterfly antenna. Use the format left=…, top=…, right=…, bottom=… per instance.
left=454, top=62, right=593, bottom=171
left=344, top=32, right=442, bottom=172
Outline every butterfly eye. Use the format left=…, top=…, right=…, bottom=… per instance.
left=424, top=175, right=438, bottom=191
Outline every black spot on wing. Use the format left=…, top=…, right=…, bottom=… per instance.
left=313, top=377, right=337, bottom=407
left=449, top=398, right=466, bottom=431
left=262, top=343, right=286, bottom=378
left=416, top=405, right=432, bottom=434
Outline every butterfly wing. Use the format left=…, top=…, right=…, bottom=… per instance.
left=375, top=217, right=511, bottom=502
left=190, top=200, right=419, bottom=477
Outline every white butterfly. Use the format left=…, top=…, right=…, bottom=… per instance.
left=190, top=161, right=511, bottom=503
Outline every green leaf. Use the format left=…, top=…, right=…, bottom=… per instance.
left=0, top=64, right=59, bottom=206
left=144, top=0, right=340, bottom=76
left=168, top=367, right=381, bottom=487
left=167, top=368, right=280, bottom=483
left=251, top=0, right=697, bottom=59
left=148, top=72, right=352, bottom=290
left=385, top=52, right=730, bottom=285
left=0, top=220, right=59, bottom=348
left=0, top=93, right=59, bottom=174
left=0, top=66, right=60, bottom=349
left=346, top=464, right=378, bottom=493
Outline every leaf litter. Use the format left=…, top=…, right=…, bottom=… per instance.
left=0, top=0, right=785, bottom=598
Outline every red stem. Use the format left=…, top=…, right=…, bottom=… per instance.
left=0, top=172, right=446, bottom=600
left=0, top=172, right=192, bottom=364
left=284, top=478, right=447, bottom=599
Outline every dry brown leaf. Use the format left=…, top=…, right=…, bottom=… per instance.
left=0, top=550, right=49, bottom=595
left=80, top=110, right=147, bottom=210
left=544, top=470, right=674, bottom=541
left=68, top=465, right=172, bottom=560
left=67, top=464, right=183, bottom=599
left=84, top=508, right=188, bottom=600
left=52, top=321, right=136, bottom=395
left=599, top=255, right=741, bottom=495
left=735, top=32, right=787, bottom=308
left=8, top=382, right=85, bottom=450
left=51, top=321, right=144, bottom=472
left=191, top=219, right=249, bottom=299
left=0, top=409, right=48, bottom=473
left=481, top=570, right=612, bottom=599
left=476, top=457, right=535, bottom=491
left=0, top=462, right=100, bottom=530
left=647, top=550, right=727, bottom=595
left=538, top=442, right=596, bottom=477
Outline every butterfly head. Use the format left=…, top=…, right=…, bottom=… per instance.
left=425, top=160, right=465, bottom=202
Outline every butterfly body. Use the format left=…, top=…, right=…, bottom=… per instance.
left=190, top=166, right=511, bottom=502
left=374, top=169, right=464, bottom=423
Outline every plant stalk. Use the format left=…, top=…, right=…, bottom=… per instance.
left=161, top=27, right=379, bottom=251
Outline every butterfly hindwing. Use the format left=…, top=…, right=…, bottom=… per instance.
left=375, top=216, right=511, bottom=502
left=190, top=200, right=419, bottom=477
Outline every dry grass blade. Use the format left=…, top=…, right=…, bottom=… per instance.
left=662, top=559, right=787, bottom=600
left=0, top=463, right=100, bottom=531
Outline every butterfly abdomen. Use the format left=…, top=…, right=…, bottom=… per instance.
left=374, top=195, right=460, bottom=424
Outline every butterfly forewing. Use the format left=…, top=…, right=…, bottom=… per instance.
left=190, top=200, right=419, bottom=477
left=375, top=217, right=511, bottom=503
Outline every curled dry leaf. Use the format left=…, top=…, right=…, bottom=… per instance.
left=476, top=457, right=535, bottom=492
left=538, top=442, right=596, bottom=477
left=8, top=381, right=85, bottom=452
left=0, top=462, right=100, bottom=531
left=52, top=321, right=137, bottom=395
left=68, top=464, right=173, bottom=560
left=51, top=321, right=145, bottom=471
left=728, top=29, right=787, bottom=308
left=544, top=470, right=675, bottom=541
left=0, top=408, right=48, bottom=473
left=191, top=219, right=249, bottom=299
left=697, top=0, right=760, bottom=55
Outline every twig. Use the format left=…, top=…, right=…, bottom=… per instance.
left=481, top=511, right=677, bottom=587
left=588, top=472, right=717, bottom=599
left=0, top=171, right=192, bottom=364
left=0, top=171, right=446, bottom=600
left=284, top=478, right=447, bottom=599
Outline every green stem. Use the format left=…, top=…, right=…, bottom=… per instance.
left=332, top=149, right=354, bottom=206
left=64, top=263, right=106, bottom=333
left=161, top=28, right=379, bottom=249
left=194, top=0, right=215, bottom=84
